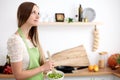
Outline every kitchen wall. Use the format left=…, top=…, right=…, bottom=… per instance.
left=0, top=0, right=120, bottom=65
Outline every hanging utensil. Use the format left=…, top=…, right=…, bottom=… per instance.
left=92, top=25, right=99, bottom=52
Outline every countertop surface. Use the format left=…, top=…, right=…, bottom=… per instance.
left=65, top=67, right=120, bottom=77
left=0, top=67, right=120, bottom=78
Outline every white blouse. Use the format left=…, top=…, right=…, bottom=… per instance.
left=7, top=34, right=34, bottom=70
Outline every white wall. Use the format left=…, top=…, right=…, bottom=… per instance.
left=0, top=0, right=120, bottom=65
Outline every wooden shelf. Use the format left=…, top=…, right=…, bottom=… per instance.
left=39, top=22, right=102, bottom=26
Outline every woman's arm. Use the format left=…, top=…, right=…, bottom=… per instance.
left=11, top=60, right=54, bottom=80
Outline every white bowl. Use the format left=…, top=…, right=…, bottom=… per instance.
left=47, top=70, right=64, bottom=80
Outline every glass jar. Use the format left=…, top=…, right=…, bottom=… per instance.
left=98, top=52, right=105, bottom=69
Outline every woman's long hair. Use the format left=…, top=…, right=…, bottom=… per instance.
left=17, top=2, right=45, bottom=65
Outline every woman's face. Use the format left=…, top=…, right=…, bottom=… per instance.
left=26, top=5, right=40, bottom=26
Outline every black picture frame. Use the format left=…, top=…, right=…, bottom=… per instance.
left=55, top=13, right=65, bottom=22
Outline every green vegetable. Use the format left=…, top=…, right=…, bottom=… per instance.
left=117, top=56, right=120, bottom=64
left=48, top=72, right=63, bottom=79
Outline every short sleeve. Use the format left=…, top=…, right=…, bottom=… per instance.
left=7, top=35, right=23, bottom=62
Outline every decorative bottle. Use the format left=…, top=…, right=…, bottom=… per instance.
left=78, top=4, right=83, bottom=22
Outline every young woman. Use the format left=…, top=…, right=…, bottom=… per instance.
left=7, top=2, right=54, bottom=80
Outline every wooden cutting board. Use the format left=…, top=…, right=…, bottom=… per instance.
left=51, top=45, right=90, bottom=67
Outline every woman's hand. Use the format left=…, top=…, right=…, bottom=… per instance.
left=41, top=61, right=54, bottom=72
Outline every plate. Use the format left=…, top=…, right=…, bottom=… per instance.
left=82, top=8, right=96, bottom=22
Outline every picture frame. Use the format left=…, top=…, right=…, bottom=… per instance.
left=55, top=13, right=65, bottom=22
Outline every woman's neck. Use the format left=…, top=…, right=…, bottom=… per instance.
left=20, top=24, right=32, bottom=39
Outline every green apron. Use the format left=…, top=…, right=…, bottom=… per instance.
left=18, top=28, right=43, bottom=80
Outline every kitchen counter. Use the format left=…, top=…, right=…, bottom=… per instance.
left=65, top=67, right=120, bottom=77
left=0, top=74, right=14, bottom=78
left=0, top=67, right=120, bottom=78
